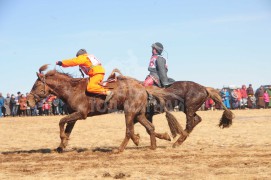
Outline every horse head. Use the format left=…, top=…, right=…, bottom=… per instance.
left=27, top=64, right=53, bottom=107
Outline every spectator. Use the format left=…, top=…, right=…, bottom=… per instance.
left=247, top=84, right=255, bottom=109
left=46, top=95, right=55, bottom=115
left=267, top=86, right=271, bottom=108
left=52, top=97, right=60, bottom=115
left=37, top=100, right=44, bottom=116
left=10, top=94, right=17, bottom=117
left=62, top=102, right=69, bottom=115
left=263, top=90, right=270, bottom=109
left=31, top=104, right=38, bottom=116
left=25, top=93, right=31, bottom=116
left=4, top=93, right=11, bottom=116
left=15, top=92, right=21, bottom=116
left=0, top=93, right=4, bottom=118
left=205, top=98, right=214, bottom=111
left=240, top=85, right=248, bottom=109
left=221, top=88, right=230, bottom=108
left=236, top=88, right=242, bottom=108
left=231, top=89, right=239, bottom=109
left=255, top=86, right=265, bottom=109
left=19, top=94, right=27, bottom=116
left=42, top=101, right=50, bottom=116
left=59, top=99, right=64, bottom=115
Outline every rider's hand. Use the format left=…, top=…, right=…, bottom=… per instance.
left=56, top=61, right=62, bottom=66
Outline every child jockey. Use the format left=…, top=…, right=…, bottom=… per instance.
left=56, top=49, right=113, bottom=102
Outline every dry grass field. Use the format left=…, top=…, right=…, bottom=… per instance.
left=0, top=109, right=271, bottom=180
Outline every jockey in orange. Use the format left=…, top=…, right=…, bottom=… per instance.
left=56, top=49, right=113, bottom=102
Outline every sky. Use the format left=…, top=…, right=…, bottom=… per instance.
left=0, top=0, right=271, bottom=96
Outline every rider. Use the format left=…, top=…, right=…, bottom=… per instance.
left=144, top=42, right=170, bottom=88
left=56, top=49, right=113, bottom=102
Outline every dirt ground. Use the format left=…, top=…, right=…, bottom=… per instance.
left=0, top=109, right=271, bottom=180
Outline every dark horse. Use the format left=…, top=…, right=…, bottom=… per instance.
left=27, top=65, right=184, bottom=153
left=145, top=81, right=235, bottom=147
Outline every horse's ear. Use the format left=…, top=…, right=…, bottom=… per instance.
left=36, top=72, right=43, bottom=80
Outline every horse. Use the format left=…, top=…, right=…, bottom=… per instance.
left=145, top=81, right=235, bottom=147
left=27, top=65, right=184, bottom=153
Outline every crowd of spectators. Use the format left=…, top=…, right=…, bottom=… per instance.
left=203, top=84, right=271, bottom=111
left=0, top=84, right=270, bottom=117
left=0, top=92, right=69, bottom=118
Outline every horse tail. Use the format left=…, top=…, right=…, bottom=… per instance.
left=148, top=89, right=185, bottom=138
left=164, top=109, right=186, bottom=138
left=206, top=87, right=235, bottom=128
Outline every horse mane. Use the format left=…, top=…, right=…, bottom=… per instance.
left=39, top=64, right=74, bottom=78
left=46, top=70, right=73, bottom=79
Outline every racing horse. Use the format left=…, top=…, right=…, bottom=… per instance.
left=27, top=65, right=185, bottom=153
left=145, top=81, right=235, bottom=147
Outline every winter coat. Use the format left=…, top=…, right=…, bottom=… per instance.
left=147, top=54, right=169, bottom=87
left=19, top=97, right=27, bottom=110
left=62, top=54, right=105, bottom=76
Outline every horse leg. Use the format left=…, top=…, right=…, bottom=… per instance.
left=57, top=112, right=83, bottom=153
left=145, top=114, right=171, bottom=141
left=63, top=121, right=76, bottom=144
left=172, top=109, right=194, bottom=148
left=173, top=111, right=202, bottom=147
left=137, top=113, right=157, bottom=150
left=134, top=113, right=171, bottom=143
left=118, top=114, right=137, bottom=152
left=192, top=113, right=202, bottom=129
left=154, top=132, right=171, bottom=141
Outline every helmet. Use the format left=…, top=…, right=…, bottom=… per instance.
left=76, top=49, right=87, bottom=57
left=151, top=42, right=164, bottom=54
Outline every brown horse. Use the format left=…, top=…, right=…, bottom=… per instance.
left=145, top=81, right=235, bottom=147
left=27, top=65, right=184, bottom=153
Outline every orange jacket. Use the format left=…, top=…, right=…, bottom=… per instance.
left=62, top=54, right=105, bottom=76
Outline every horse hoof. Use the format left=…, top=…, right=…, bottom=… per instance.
left=56, top=147, right=63, bottom=153
left=172, top=142, right=179, bottom=148
left=133, top=134, right=140, bottom=146
left=172, top=135, right=187, bottom=148
left=113, top=149, right=122, bottom=154
left=150, top=146, right=156, bottom=150
left=164, top=132, right=171, bottom=141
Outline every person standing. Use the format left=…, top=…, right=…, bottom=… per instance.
left=255, top=86, right=265, bottom=109
left=15, top=92, right=21, bottom=116
left=231, top=89, right=239, bottom=109
left=221, top=88, right=230, bottom=108
left=10, top=94, right=17, bottom=117
left=267, top=86, right=271, bottom=108
left=240, top=85, right=248, bottom=109
left=263, top=90, right=270, bottom=109
left=52, top=97, right=60, bottom=115
left=19, top=94, right=27, bottom=116
left=59, top=98, right=64, bottom=115
left=247, top=84, right=255, bottom=109
left=0, top=93, right=4, bottom=118
left=4, top=93, right=11, bottom=116
left=42, top=101, right=50, bottom=116
left=37, top=100, right=44, bottom=116
left=144, top=42, right=171, bottom=87
left=46, top=95, right=54, bottom=115
left=56, top=49, right=113, bottom=102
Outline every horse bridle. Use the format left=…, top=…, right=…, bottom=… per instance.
left=30, top=75, right=48, bottom=103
